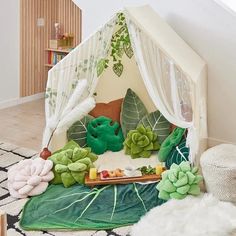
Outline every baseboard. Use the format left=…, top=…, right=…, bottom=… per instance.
left=208, top=137, right=236, bottom=147
left=0, top=93, right=44, bottom=110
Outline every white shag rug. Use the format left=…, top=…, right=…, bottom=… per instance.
left=131, top=194, right=236, bottom=236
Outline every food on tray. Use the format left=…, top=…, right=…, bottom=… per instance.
left=155, top=164, right=164, bottom=175
left=124, top=166, right=142, bottom=177
left=138, top=165, right=165, bottom=176
left=138, top=165, right=156, bottom=175
left=115, top=169, right=124, bottom=177
left=101, top=168, right=125, bottom=179
left=108, top=170, right=117, bottom=178
left=101, top=170, right=109, bottom=178
left=89, top=168, right=97, bottom=180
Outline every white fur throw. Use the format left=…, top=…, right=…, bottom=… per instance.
left=131, top=194, right=236, bottom=236
left=8, top=158, right=54, bottom=198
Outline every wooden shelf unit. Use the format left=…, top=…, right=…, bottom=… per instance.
left=45, top=48, right=72, bottom=53
left=45, top=48, right=72, bottom=68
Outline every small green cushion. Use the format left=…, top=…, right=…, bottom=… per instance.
left=87, top=116, right=124, bottom=155
left=157, top=161, right=203, bottom=201
left=49, top=141, right=98, bottom=188
left=124, top=125, right=160, bottom=159
left=158, top=127, right=186, bottom=162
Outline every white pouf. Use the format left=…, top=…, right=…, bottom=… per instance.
left=200, top=144, right=236, bottom=203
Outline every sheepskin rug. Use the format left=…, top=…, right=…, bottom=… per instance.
left=131, top=194, right=236, bottom=236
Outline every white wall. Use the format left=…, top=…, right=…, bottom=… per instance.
left=0, top=0, right=20, bottom=104
left=73, top=0, right=236, bottom=145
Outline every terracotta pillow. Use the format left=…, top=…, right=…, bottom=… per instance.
left=89, top=98, right=123, bottom=123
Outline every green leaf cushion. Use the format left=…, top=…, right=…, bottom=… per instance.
left=124, top=125, right=160, bottom=159
left=87, top=116, right=124, bottom=155
left=165, top=139, right=189, bottom=169
left=158, top=127, right=186, bottom=162
left=67, top=115, right=94, bottom=148
left=121, top=88, right=148, bottom=137
left=20, top=183, right=165, bottom=231
left=156, top=161, right=203, bottom=201
left=48, top=142, right=98, bottom=188
left=138, top=110, right=171, bottom=144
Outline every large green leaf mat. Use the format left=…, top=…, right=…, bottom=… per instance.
left=20, top=183, right=165, bottom=230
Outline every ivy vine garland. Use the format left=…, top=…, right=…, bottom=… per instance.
left=97, top=12, right=134, bottom=77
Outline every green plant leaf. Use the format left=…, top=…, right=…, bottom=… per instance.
left=97, top=58, right=109, bottom=77
left=121, top=89, right=148, bottom=137
left=113, top=62, right=124, bottom=77
left=138, top=110, right=171, bottom=144
left=20, top=183, right=165, bottom=230
left=67, top=115, right=94, bottom=148
left=124, top=42, right=134, bottom=58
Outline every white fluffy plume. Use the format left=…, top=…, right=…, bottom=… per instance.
left=42, top=79, right=94, bottom=147
left=61, top=79, right=88, bottom=118
left=57, top=97, right=95, bottom=133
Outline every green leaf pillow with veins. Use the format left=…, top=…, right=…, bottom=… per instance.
left=165, top=139, right=189, bottom=169
left=139, top=110, right=171, bottom=144
left=158, top=127, right=186, bottom=162
left=121, top=88, right=148, bottom=137
left=67, top=115, right=94, bottom=147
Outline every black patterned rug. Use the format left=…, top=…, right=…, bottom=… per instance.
left=0, top=142, right=131, bottom=236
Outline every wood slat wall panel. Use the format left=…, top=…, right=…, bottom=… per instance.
left=20, top=0, right=81, bottom=97
left=57, top=0, right=82, bottom=46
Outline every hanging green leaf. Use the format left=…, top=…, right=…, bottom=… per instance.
left=124, top=42, right=134, bottom=59
left=97, top=58, right=109, bottom=77
left=113, top=62, right=124, bottom=77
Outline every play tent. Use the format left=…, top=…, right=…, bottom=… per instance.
left=42, top=5, right=207, bottom=164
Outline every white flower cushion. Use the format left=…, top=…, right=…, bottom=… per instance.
left=8, top=158, right=54, bottom=199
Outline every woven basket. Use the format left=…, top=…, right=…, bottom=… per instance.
left=200, top=144, right=236, bottom=203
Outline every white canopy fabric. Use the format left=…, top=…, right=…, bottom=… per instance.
left=42, top=5, right=207, bottom=163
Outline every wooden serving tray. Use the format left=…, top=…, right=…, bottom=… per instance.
left=85, top=173, right=161, bottom=187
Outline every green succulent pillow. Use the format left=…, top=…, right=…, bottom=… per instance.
left=121, top=88, right=148, bottom=137
left=158, top=127, right=186, bottom=162
left=124, top=124, right=160, bottom=159
left=165, top=139, right=189, bottom=169
left=157, top=161, right=203, bottom=200
left=139, top=110, right=171, bottom=144
left=49, top=142, right=98, bottom=188
left=67, top=115, right=94, bottom=147
left=87, top=116, right=124, bottom=155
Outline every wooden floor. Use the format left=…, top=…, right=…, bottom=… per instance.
left=0, top=99, right=45, bottom=151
